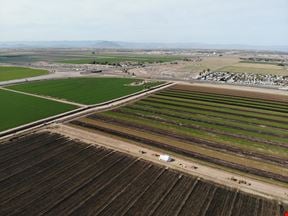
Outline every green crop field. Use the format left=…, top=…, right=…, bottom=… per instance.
left=60, top=54, right=183, bottom=65
left=0, top=66, right=49, bottom=82
left=70, top=84, right=288, bottom=184
left=8, top=78, right=163, bottom=105
left=0, top=50, right=185, bottom=65
left=0, top=89, right=76, bottom=132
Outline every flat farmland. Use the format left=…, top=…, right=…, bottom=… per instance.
left=8, top=78, right=163, bottom=105
left=0, top=89, right=76, bottom=132
left=0, top=132, right=283, bottom=215
left=0, top=50, right=184, bottom=65
left=218, top=62, right=288, bottom=75
left=181, top=56, right=239, bottom=73
left=0, top=66, right=49, bottom=82
left=70, top=84, right=288, bottom=184
left=59, top=54, right=184, bottom=65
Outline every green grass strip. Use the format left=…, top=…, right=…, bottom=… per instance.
left=165, top=88, right=288, bottom=107
left=123, top=104, right=288, bottom=140
left=145, top=97, right=288, bottom=123
left=159, top=90, right=288, bottom=111
left=151, top=94, right=288, bottom=118
left=136, top=100, right=288, bottom=130
left=98, top=111, right=288, bottom=158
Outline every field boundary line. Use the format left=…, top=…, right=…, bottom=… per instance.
left=61, top=158, right=141, bottom=215
left=175, top=178, right=199, bottom=216
left=147, top=175, right=182, bottom=216
left=0, top=87, right=86, bottom=107
left=227, top=191, right=239, bottom=216
left=120, top=168, right=167, bottom=216
left=93, top=164, right=154, bottom=215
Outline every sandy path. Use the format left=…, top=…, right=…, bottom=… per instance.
left=47, top=124, right=288, bottom=204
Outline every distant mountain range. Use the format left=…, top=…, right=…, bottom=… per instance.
left=0, top=40, right=287, bottom=52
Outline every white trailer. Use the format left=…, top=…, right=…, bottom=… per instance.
left=159, top=155, right=172, bottom=162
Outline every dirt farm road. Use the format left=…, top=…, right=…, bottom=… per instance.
left=48, top=124, right=288, bottom=204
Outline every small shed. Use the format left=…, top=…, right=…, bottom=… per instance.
left=159, top=154, right=172, bottom=162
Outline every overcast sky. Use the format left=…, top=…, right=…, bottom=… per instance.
left=0, top=0, right=287, bottom=45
